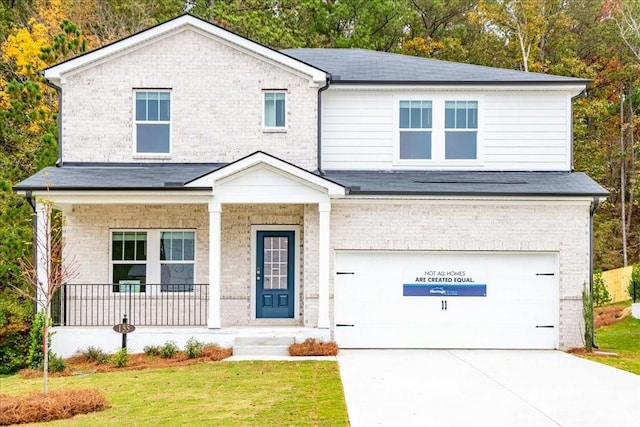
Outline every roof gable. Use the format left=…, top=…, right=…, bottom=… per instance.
left=45, top=14, right=327, bottom=85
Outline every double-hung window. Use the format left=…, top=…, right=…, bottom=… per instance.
left=160, top=231, right=195, bottom=292
left=135, top=90, right=171, bottom=154
left=445, top=100, right=478, bottom=159
left=399, top=100, right=432, bottom=159
left=112, top=231, right=147, bottom=292
left=263, top=91, right=286, bottom=129
left=111, top=230, right=195, bottom=292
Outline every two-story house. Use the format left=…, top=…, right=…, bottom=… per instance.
left=15, top=15, right=608, bottom=356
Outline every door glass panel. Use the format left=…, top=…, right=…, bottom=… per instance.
left=263, top=236, right=288, bottom=290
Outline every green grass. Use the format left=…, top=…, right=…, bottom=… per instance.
left=0, top=361, right=349, bottom=426
left=584, top=316, right=640, bottom=375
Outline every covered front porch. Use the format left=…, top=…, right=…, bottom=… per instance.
left=26, top=152, right=344, bottom=356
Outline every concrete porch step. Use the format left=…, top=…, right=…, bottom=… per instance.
left=233, top=336, right=294, bottom=356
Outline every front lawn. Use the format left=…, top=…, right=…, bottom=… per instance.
left=0, top=361, right=348, bottom=426
left=584, top=316, right=640, bottom=375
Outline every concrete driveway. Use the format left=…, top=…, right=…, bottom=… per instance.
left=338, top=350, right=640, bottom=427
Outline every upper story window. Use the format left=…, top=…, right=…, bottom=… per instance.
left=135, top=90, right=171, bottom=154
left=399, top=100, right=432, bottom=159
left=445, top=100, right=478, bottom=159
left=396, top=98, right=479, bottom=163
left=263, top=91, right=286, bottom=129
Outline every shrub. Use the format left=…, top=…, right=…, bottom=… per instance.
left=110, top=348, right=128, bottom=368
left=627, top=263, right=640, bottom=303
left=47, top=353, right=67, bottom=373
left=289, top=338, right=339, bottom=356
left=185, top=338, right=204, bottom=359
left=592, top=270, right=611, bottom=307
left=202, top=344, right=233, bottom=361
left=160, top=341, right=179, bottom=359
left=583, top=283, right=594, bottom=352
left=82, top=346, right=110, bottom=364
left=27, top=311, right=51, bottom=369
left=143, top=345, right=162, bottom=357
left=0, top=295, right=31, bottom=374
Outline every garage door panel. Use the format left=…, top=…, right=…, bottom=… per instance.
left=334, top=251, right=558, bottom=349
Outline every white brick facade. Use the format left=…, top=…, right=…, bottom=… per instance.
left=61, top=29, right=318, bottom=169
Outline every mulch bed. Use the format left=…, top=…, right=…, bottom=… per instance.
left=0, top=389, right=109, bottom=425
left=594, top=305, right=631, bottom=328
left=289, top=339, right=338, bottom=356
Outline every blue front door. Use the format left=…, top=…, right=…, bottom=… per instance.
left=256, top=231, right=295, bottom=318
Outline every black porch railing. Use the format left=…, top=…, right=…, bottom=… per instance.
left=52, top=284, right=209, bottom=326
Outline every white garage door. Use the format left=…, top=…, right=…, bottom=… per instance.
left=334, top=251, right=558, bottom=349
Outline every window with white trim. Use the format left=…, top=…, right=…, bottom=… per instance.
left=111, top=230, right=194, bottom=292
left=135, top=90, right=171, bottom=154
left=445, top=100, right=478, bottom=159
left=263, top=91, right=286, bottom=128
left=399, top=100, right=432, bottom=159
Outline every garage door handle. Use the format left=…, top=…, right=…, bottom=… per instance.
left=336, top=272, right=355, bottom=275
left=536, top=273, right=555, bottom=276
left=536, top=325, right=554, bottom=328
left=336, top=324, right=355, bottom=327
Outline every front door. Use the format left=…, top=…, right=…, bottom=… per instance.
left=256, top=231, right=295, bottom=318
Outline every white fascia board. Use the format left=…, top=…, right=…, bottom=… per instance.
left=328, top=83, right=586, bottom=96
left=331, top=195, right=596, bottom=205
left=25, top=190, right=212, bottom=205
left=186, top=152, right=345, bottom=196
left=44, top=15, right=326, bottom=85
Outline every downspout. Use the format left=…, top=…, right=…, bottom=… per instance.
left=26, top=191, right=38, bottom=316
left=590, top=196, right=600, bottom=349
left=43, top=79, right=63, bottom=166
left=316, top=74, right=331, bottom=175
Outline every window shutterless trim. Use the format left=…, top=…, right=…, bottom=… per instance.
left=133, top=89, right=172, bottom=156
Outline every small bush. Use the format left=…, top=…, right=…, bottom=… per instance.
left=202, top=344, right=233, bottom=361
left=160, top=341, right=179, bottom=359
left=583, top=282, right=594, bottom=352
left=592, top=270, right=611, bottom=307
left=110, top=348, right=128, bottom=368
left=82, top=346, right=110, bottom=364
left=0, top=388, right=109, bottom=425
left=627, top=263, right=640, bottom=303
left=27, top=311, right=51, bottom=369
left=289, top=338, right=339, bottom=356
left=143, top=345, right=162, bottom=356
left=47, top=353, right=67, bottom=373
left=185, top=338, right=204, bottom=359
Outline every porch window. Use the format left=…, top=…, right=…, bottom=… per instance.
left=160, top=231, right=195, bottom=292
left=111, top=229, right=195, bottom=292
left=112, top=231, right=147, bottom=292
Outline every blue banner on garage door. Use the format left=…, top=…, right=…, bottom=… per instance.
left=403, top=284, right=487, bottom=297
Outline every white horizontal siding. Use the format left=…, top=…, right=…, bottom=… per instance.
left=322, top=91, right=394, bottom=169
left=321, top=89, right=573, bottom=171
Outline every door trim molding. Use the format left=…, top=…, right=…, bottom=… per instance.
left=250, top=225, right=300, bottom=320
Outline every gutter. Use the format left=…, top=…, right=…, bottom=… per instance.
left=42, top=78, right=63, bottom=166
left=316, top=75, right=331, bottom=175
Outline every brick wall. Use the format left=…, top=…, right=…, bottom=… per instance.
left=61, top=29, right=318, bottom=169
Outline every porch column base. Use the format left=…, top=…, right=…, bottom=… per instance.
left=318, top=202, right=330, bottom=329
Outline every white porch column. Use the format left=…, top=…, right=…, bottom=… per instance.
left=318, top=201, right=331, bottom=329
left=208, top=200, right=222, bottom=328
left=35, top=201, right=49, bottom=311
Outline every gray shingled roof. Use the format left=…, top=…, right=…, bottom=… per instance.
left=15, top=164, right=608, bottom=197
left=13, top=163, right=224, bottom=191
left=282, top=48, right=589, bottom=84
left=323, top=170, right=608, bottom=197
